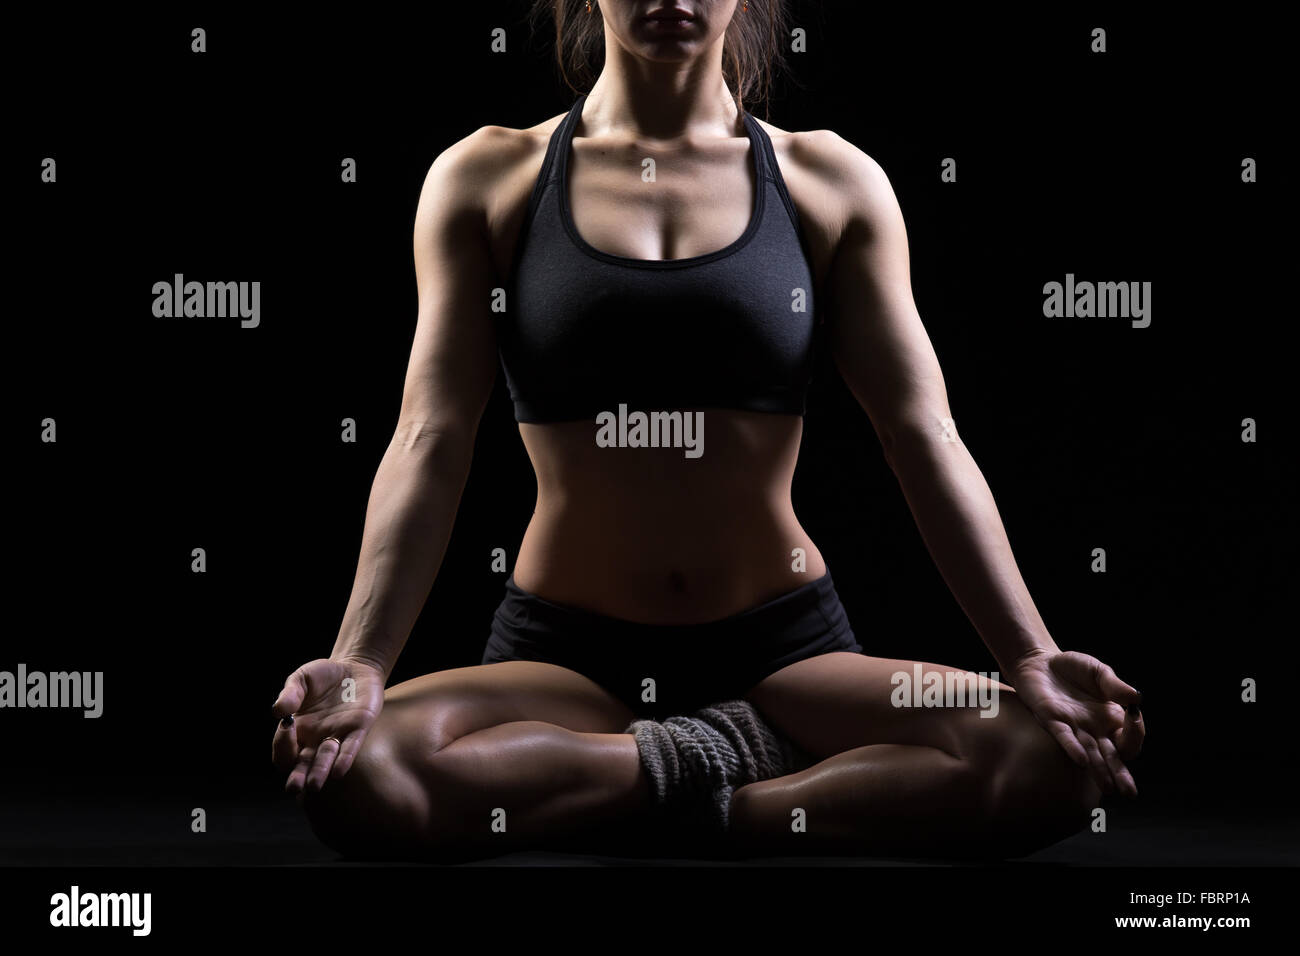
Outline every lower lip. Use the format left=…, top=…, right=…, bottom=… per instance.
left=645, top=17, right=694, bottom=31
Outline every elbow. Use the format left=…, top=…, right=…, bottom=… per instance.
left=879, top=416, right=956, bottom=474
left=390, top=419, right=476, bottom=474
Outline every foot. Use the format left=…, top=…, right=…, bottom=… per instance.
left=627, top=699, right=802, bottom=832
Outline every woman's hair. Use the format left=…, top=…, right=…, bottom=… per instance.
left=527, top=0, right=791, bottom=118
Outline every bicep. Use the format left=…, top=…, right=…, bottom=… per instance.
left=397, top=142, right=501, bottom=442
left=825, top=152, right=952, bottom=453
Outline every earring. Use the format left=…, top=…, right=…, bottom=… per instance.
left=742, top=1, right=748, bottom=10
left=586, top=1, right=593, bottom=11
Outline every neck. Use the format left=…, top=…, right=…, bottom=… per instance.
left=583, top=36, right=740, bottom=141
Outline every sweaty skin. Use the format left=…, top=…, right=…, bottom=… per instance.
left=272, top=0, right=1144, bottom=862
left=481, top=105, right=837, bottom=623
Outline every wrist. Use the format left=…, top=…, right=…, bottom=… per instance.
left=331, top=652, right=390, bottom=679
left=1002, top=641, right=1059, bottom=677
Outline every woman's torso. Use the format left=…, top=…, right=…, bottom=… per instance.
left=481, top=97, right=843, bottom=624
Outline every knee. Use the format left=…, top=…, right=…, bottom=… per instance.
left=300, top=721, right=436, bottom=860
left=300, top=691, right=503, bottom=861
left=967, top=700, right=1100, bottom=857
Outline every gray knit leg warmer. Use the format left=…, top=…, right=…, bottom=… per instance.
left=626, top=700, right=803, bottom=832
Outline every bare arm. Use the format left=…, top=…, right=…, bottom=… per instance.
left=819, top=136, right=1055, bottom=675
left=328, top=131, right=502, bottom=680
left=814, top=132, right=1143, bottom=794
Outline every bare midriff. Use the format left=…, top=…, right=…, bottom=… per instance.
left=511, top=407, right=827, bottom=624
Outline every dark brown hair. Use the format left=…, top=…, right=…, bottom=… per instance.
left=527, top=0, right=792, bottom=119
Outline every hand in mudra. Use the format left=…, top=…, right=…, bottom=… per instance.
left=1009, top=649, right=1145, bottom=798
left=271, top=658, right=386, bottom=797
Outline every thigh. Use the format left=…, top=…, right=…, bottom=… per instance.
left=302, top=660, right=636, bottom=854
left=745, top=651, right=1022, bottom=761
left=377, top=660, right=637, bottom=757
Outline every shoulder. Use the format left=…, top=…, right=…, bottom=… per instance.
left=751, top=118, right=902, bottom=245
left=414, top=115, right=566, bottom=231
left=754, top=120, right=885, bottom=186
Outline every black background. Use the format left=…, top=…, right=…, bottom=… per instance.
left=10, top=3, right=1293, bottom=850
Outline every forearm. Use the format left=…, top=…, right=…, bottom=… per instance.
left=328, top=424, right=473, bottom=680
left=884, top=426, right=1059, bottom=674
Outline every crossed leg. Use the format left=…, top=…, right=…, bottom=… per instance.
left=730, top=652, right=1101, bottom=859
left=299, top=660, right=653, bottom=861
left=299, top=653, right=1099, bottom=862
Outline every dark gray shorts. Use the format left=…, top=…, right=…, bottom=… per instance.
left=482, top=570, right=863, bottom=719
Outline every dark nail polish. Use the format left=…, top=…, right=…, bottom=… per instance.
left=280, top=715, right=294, bottom=728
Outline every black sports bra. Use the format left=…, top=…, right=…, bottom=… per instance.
left=497, top=93, right=821, bottom=424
